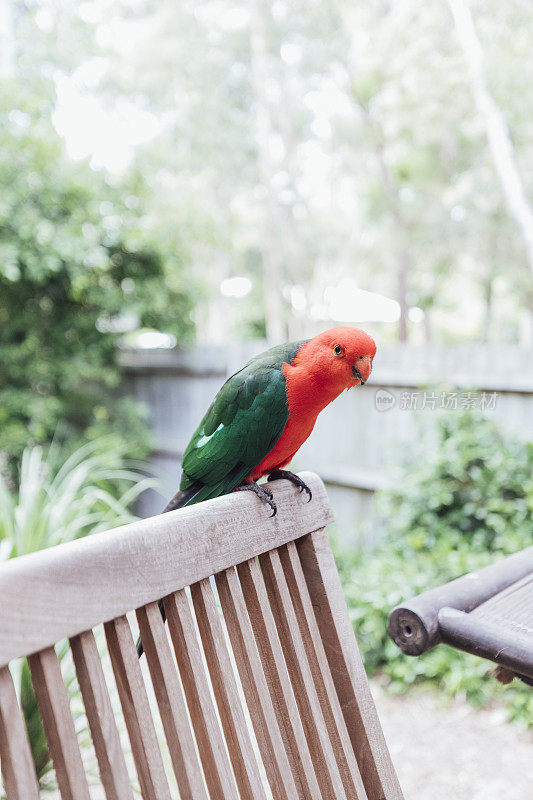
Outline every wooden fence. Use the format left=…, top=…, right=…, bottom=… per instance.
left=121, top=342, right=533, bottom=545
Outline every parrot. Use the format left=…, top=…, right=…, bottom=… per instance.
left=137, top=326, right=376, bottom=656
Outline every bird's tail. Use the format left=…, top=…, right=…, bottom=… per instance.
left=136, top=481, right=203, bottom=658
left=161, top=483, right=205, bottom=512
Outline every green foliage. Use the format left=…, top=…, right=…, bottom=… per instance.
left=382, top=410, right=533, bottom=555
left=0, top=77, right=193, bottom=472
left=337, top=411, right=533, bottom=725
left=0, top=439, right=156, bottom=558
left=19, top=661, right=49, bottom=781
left=0, top=440, right=156, bottom=787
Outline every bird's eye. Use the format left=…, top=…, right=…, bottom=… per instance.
left=333, top=344, right=343, bottom=356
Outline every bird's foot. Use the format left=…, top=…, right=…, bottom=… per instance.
left=234, top=480, right=277, bottom=517
left=267, top=469, right=312, bottom=503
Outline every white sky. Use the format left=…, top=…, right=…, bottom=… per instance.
left=53, top=71, right=162, bottom=172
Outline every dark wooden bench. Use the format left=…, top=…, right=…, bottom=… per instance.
left=388, top=545, right=533, bottom=685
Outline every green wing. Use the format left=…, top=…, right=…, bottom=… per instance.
left=179, top=340, right=303, bottom=502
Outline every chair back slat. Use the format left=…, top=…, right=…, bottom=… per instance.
left=28, top=647, right=91, bottom=800
left=236, top=557, right=323, bottom=800
left=298, top=530, right=405, bottom=800
left=0, top=473, right=403, bottom=800
left=136, top=601, right=209, bottom=800
left=259, top=547, right=349, bottom=800
left=164, top=589, right=240, bottom=800
left=0, top=666, right=40, bottom=800
left=104, top=616, right=171, bottom=800
left=215, top=566, right=301, bottom=800
left=69, top=630, right=133, bottom=800
left=280, top=541, right=368, bottom=799
left=190, top=578, right=268, bottom=800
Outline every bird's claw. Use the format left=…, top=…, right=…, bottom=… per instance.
left=260, top=488, right=277, bottom=517
left=234, top=481, right=277, bottom=516
left=295, top=482, right=312, bottom=503
left=267, top=470, right=312, bottom=503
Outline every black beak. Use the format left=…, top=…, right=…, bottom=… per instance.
left=352, top=366, right=365, bottom=385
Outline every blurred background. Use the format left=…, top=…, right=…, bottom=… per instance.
left=1, top=0, right=533, bottom=796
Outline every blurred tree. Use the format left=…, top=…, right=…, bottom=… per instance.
left=125, top=0, right=533, bottom=342
left=250, top=0, right=288, bottom=342
left=0, top=72, right=193, bottom=472
left=2, top=0, right=533, bottom=347
left=449, top=0, right=533, bottom=279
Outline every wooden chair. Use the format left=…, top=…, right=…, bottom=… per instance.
left=0, top=471, right=403, bottom=800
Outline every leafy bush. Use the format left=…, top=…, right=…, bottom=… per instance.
left=337, top=411, right=533, bottom=726
left=0, top=78, right=194, bottom=475
left=0, top=440, right=157, bottom=788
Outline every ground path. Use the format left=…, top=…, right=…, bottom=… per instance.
left=373, top=681, right=533, bottom=799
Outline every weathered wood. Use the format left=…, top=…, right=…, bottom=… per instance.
left=298, top=530, right=404, bottom=800
left=104, top=616, right=171, bottom=800
left=0, top=473, right=332, bottom=667
left=236, top=558, right=322, bottom=800
left=1, top=471, right=403, bottom=800
left=0, top=665, right=40, bottom=800
left=28, top=647, right=90, bottom=800
left=190, top=579, right=266, bottom=800
left=136, top=602, right=209, bottom=800
left=69, top=630, right=133, bottom=800
left=279, top=541, right=368, bottom=799
left=215, top=567, right=301, bottom=800
left=259, top=548, right=349, bottom=800
left=164, top=590, right=239, bottom=800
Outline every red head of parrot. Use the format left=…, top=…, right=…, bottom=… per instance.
left=249, top=326, right=376, bottom=479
